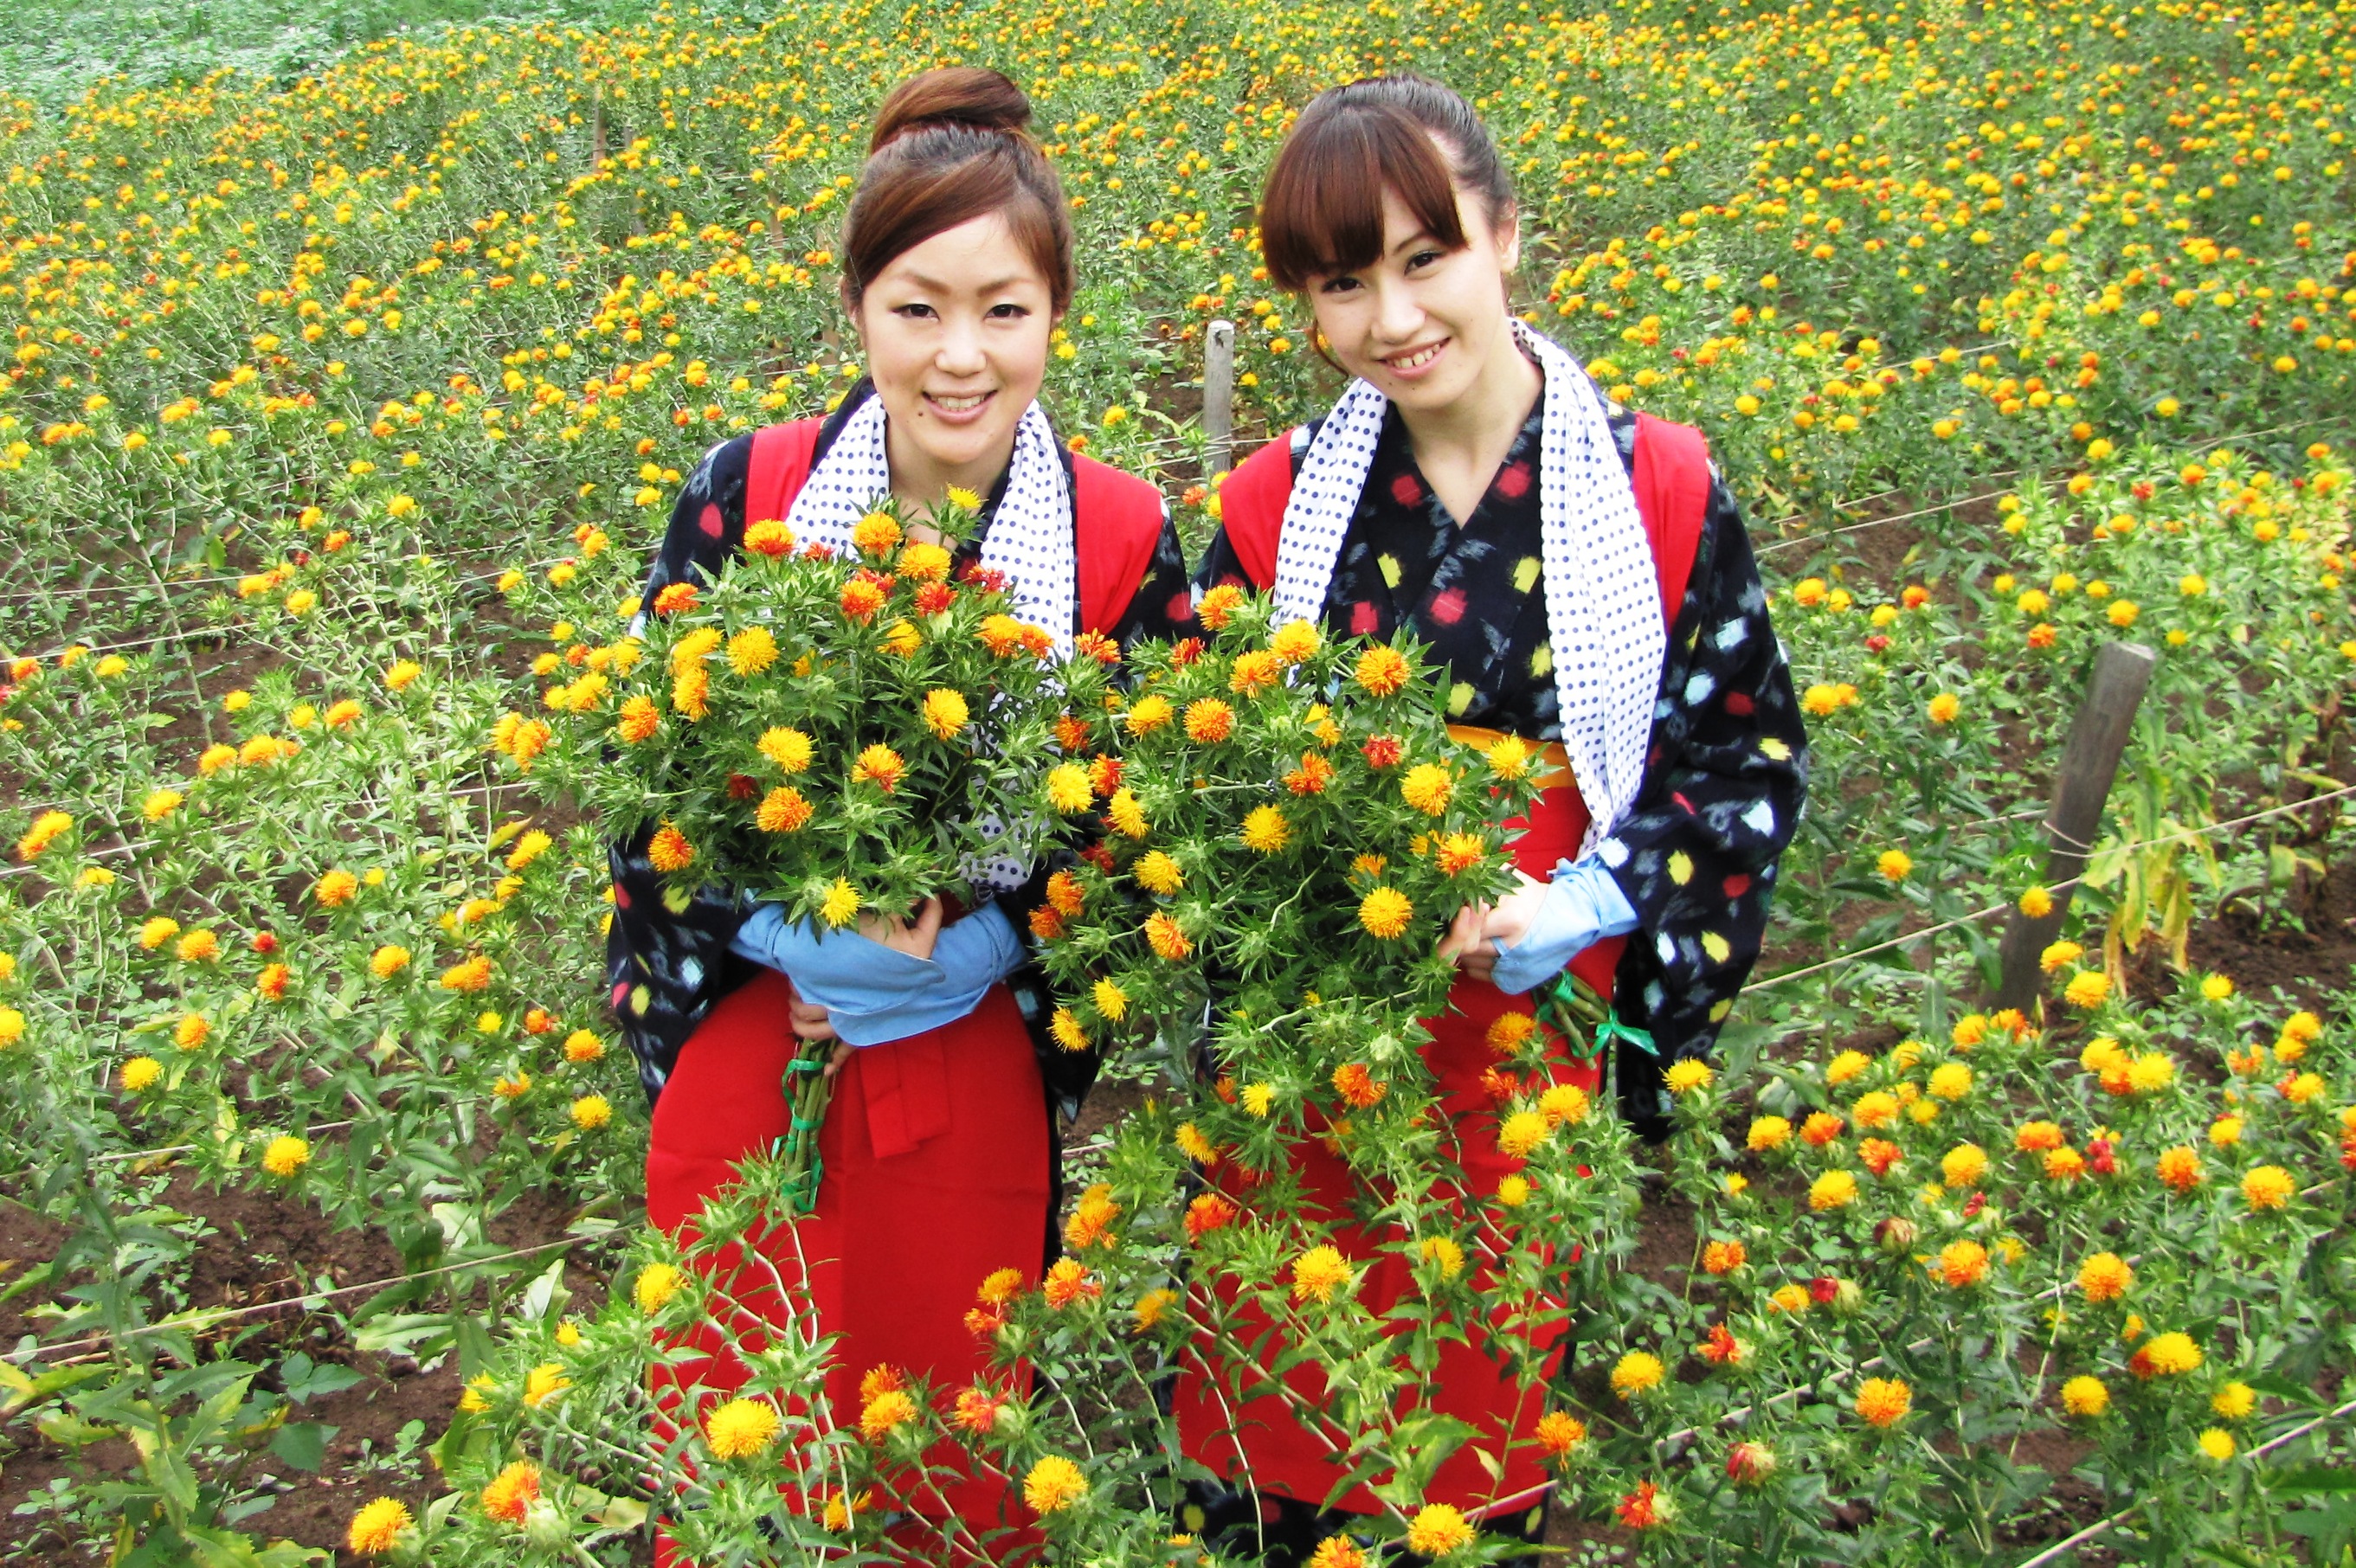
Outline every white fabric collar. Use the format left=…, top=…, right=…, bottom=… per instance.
left=1269, top=319, right=1664, bottom=852
left=782, top=392, right=1078, bottom=655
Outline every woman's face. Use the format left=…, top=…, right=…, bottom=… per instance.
left=1302, top=175, right=1519, bottom=416
left=853, top=211, right=1056, bottom=493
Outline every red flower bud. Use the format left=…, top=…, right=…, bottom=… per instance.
left=1726, top=1442, right=1777, bottom=1487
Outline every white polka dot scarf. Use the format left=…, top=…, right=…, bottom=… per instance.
left=782, top=391, right=1078, bottom=656
left=1270, top=319, right=1664, bottom=853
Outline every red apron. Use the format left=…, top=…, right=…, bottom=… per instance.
left=1172, top=768, right=1618, bottom=1521
left=635, top=416, right=1171, bottom=1565
left=645, top=970, right=1050, bottom=1562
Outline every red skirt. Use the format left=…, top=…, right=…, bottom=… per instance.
left=1172, top=780, right=1618, bottom=1520
left=645, top=967, right=1052, bottom=1560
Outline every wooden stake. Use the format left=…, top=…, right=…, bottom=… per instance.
left=1203, top=319, right=1235, bottom=483
left=1990, top=640, right=2158, bottom=1014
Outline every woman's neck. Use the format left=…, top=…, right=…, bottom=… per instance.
left=884, top=415, right=1014, bottom=532
left=1392, top=320, right=1543, bottom=524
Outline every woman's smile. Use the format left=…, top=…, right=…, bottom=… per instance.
left=1377, top=337, right=1451, bottom=377
left=923, top=388, right=996, bottom=423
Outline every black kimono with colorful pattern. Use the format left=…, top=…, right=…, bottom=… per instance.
left=608, top=382, right=1199, bottom=1103
left=1194, top=394, right=1808, bottom=1121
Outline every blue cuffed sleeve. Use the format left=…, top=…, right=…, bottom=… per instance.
left=726, top=901, right=1025, bottom=1046
left=1489, top=856, right=1643, bottom=997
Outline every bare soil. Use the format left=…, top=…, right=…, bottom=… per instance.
left=0, top=1173, right=618, bottom=1563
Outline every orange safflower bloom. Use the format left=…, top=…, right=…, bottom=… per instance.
left=440, top=955, right=492, bottom=993
left=1063, top=1185, right=1120, bottom=1250
left=2077, top=1252, right=2134, bottom=1301
left=648, top=825, right=694, bottom=872
left=1332, top=1063, right=1387, bottom=1109
left=1355, top=645, right=1412, bottom=697
left=1042, top=1257, right=1100, bottom=1308
left=839, top=578, right=886, bottom=621
left=1434, top=832, right=1485, bottom=874
left=1938, top=1239, right=1989, bottom=1288
left=1284, top=750, right=1336, bottom=794
left=978, top=614, right=1028, bottom=656
left=1856, top=1378, right=1911, bottom=1427
left=756, top=787, right=813, bottom=833
left=2015, top=1120, right=2066, bottom=1153
left=953, top=1385, right=1004, bottom=1434
left=1185, top=1192, right=1239, bottom=1240
left=1487, top=1012, right=1538, bottom=1054
left=1228, top=649, right=1282, bottom=694
left=1535, top=1410, right=1587, bottom=1456
left=480, top=1460, right=540, bottom=1523
left=852, top=744, right=904, bottom=792
left=1145, top=912, right=1193, bottom=961
left=1183, top=698, right=1234, bottom=742
left=1196, top=584, right=1245, bottom=630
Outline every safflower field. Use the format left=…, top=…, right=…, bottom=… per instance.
left=0, top=0, right=2353, bottom=1558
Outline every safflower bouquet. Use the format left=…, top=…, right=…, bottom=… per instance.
left=495, top=497, right=1111, bottom=1209
left=504, top=495, right=1112, bottom=927
left=1001, top=587, right=1651, bottom=1541
left=1032, top=582, right=1545, bottom=1162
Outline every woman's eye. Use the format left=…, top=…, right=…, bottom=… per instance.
left=987, top=303, right=1030, bottom=319
left=1317, top=274, right=1362, bottom=295
left=894, top=303, right=937, bottom=320
left=1406, top=250, right=1445, bottom=272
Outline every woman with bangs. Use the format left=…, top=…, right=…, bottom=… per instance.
left=1175, top=74, right=1807, bottom=1559
left=610, top=67, right=1197, bottom=1563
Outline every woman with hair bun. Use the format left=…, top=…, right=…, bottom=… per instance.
left=1175, top=73, right=1807, bottom=1560
left=613, top=67, right=1197, bottom=1560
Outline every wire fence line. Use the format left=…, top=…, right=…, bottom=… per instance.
left=1748, top=780, right=2356, bottom=995
left=13, top=397, right=2346, bottom=662
left=2012, top=1391, right=2356, bottom=1568
left=8, top=553, right=571, bottom=663
left=0, top=780, right=533, bottom=874
left=1749, top=408, right=2356, bottom=563
left=6, top=1235, right=589, bottom=1366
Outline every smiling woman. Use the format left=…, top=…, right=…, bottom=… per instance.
left=1181, top=72, right=1808, bottom=1563
left=843, top=68, right=1074, bottom=505
left=608, top=67, right=1201, bottom=1566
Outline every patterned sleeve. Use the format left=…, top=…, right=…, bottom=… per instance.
left=1598, top=473, right=1809, bottom=1120
left=1191, top=523, right=1255, bottom=595
left=606, top=434, right=757, bottom=1102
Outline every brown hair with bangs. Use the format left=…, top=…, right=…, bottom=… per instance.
left=842, top=67, right=1075, bottom=315
left=1259, top=73, right=1516, bottom=292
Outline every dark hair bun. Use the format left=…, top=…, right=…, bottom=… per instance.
left=843, top=68, right=1074, bottom=313
left=869, top=67, right=1033, bottom=155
